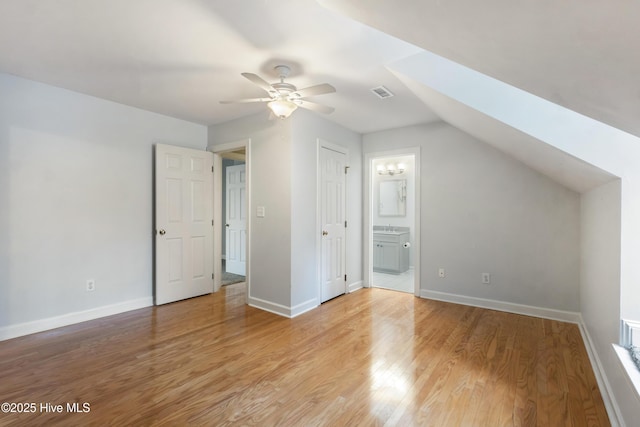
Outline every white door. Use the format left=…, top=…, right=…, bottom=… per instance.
left=155, top=144, right=214, bottom=305
left=320, top=146, right=347, bottom=302
left=225, top=164, right=246, bottom=276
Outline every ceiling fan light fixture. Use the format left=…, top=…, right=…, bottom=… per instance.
left=268, top=99, right=297, bottom=119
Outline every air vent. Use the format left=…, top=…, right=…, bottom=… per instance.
left=371, top=85, right=394, bottom=99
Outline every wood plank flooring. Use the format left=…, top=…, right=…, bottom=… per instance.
left=0, top=284, right=610, bottom=426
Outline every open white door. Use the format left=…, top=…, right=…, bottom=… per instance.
left=225, top=164, right=246, bottom=276
left=320, top=144, right=347, bottom=302
left=155, top=144, right=214, bottom=305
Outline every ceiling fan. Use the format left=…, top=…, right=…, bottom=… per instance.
left=220, top=65, right=336, bottom=119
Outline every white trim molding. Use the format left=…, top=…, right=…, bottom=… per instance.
left=420, top=289, right=581, bottom=323
left=210, top=138, right=251, bottom=300
left=348, top=281, right=363, bottom=293
left=577, top=319, right=625, bottom=426
left=248, top=297, right=291, bottom=318
left=291, top=298, right=318, bottom=318
left=621, top=319, right=640, bottom=348
left=419, top=289, right=624, bottom=425
left=364, top=147, right=421, bottom=297
left=248, top=297, right=318, bottom=319
left=0, top=297, right=153, bottom=341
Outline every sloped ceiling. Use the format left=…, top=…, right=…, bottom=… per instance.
left=0, top=0, right=630, bottom=192
left=318, top=0, right=640, bottom=140
left=392, top=69, right=615, bottom=193
left=0, top=0, right=438, bottom=133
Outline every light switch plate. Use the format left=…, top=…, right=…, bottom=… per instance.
left=257, top=206, right=265, bottom=218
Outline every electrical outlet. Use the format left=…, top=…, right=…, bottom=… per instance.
left=482, top=273, right=491, bottom=284
left=438, top=268, right=446, bottom=278
left=86, top=279, right=95, bottom=292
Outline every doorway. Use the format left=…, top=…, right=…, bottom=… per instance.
left=211, top=140, right=251, bottom=296
left=365, top=149, right=420, bottom=296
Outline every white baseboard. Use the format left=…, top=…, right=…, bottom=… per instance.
left=248, top=295, right=319, bottom=319
left=420, top=289, right=581, bottom=323
left=0, top=297, right=153, bottom=341
left=291, top=298, right=318, bottom=317
left=576, top=318, right=624, bottom=426
left=419, top=289, right=623, bottom=426
left=348, top=280, right=363, bottom=293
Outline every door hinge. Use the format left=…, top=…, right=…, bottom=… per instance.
left=212, top=273, right=214, bottom=280
left=211, top=166, right=214, bottom=173
left=344, top=165, right=350, bottom=174
left=345, top=220, right=347, bottom=228
left=212, top=219, right=214, bottom=226
left=344, top=274, right=347, bottom=281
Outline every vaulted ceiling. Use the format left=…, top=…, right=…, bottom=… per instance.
left=0, top=0, right=438, bottom=133
left=0, top=0, right=634, bottom=190
left=320, top=0, right=640, bottom=139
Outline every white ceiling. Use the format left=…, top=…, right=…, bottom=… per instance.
left=392, top=70, right=615, bottom=193
left=1, top=0, right=632, bottom=192
left=319, top=0, right=640, bottom=140
left=0, top=0, right=439, bottom=133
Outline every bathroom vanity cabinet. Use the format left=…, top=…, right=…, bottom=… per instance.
left=372, top=230, right=410, bottom=274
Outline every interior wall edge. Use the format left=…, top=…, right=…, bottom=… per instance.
left=419, top=289, right=581, bottom=323
left=577, top=318, right=625, bottom=426
left=0, top=297, right=153, bottom=342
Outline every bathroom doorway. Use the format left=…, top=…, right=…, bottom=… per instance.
left=364, top=149, right=420, bottom=296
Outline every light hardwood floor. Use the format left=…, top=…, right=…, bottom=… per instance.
left=0, top=284, right=610, bottom=426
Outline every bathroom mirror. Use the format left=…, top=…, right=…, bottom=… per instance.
left=379, top=179, right=406, bottom=216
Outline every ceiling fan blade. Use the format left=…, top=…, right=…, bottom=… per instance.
left=241, top=72, right=276, bottom=94
left=295, top=100, right=335, bottom=115
left=219, top=97, right=272, bottom=104
left=291, top=83, right=336, bottom=98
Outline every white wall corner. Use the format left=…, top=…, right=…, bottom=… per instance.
left=621, top=319, right=640, bottom=347
left=420, top=289, right=581, bottom=323
left=248, top=297, right=293, bottom=318
left=577, top=316, right=625, bottom=426
left=348, top=281, right=363, bottom=293
left=419, top=290, right=623, bottom=424
left=0, top=297, right=153, bottom=342
left=290, top=298, right=318, bottom=318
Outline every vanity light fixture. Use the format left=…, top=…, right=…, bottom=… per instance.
left=377, top=162, right=406, bottom=176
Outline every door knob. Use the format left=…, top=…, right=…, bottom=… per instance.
left=159, top=229, right=166, bottom=235
left=322, top=230, right=328, bottom=236
left=226, top=224, right=230, bottom=227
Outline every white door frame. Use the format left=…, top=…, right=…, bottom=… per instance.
left=364, top=147, right=421, bottom=296
left=210, top=139, right=251, bottom=300
left=317, top=139, right=349, bottom=304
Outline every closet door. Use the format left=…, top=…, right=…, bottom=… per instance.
left=320, top=144, right=346, bottom=303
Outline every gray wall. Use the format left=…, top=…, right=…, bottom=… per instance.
left=0, top=73, right=207, bottom=330
left=581, top=181, right=640, bottom=423
left=291, top=109, right=362, bottom=308
left=364, top=122, right=581, bottom=311
left=208, top=109, right=362, bottom=314
left=209, top=113, right=292, bottom=308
